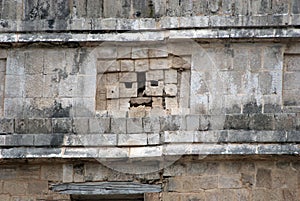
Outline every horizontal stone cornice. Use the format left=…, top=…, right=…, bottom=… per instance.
left=1, top=27, right=300, bottom=43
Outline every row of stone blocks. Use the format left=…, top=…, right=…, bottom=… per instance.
left=1, top=143, right=300, bottom=159
left=0, top=130, right=300, bottom=148
left=0, top=113, right=299, bottom=135
left=2, top=14, right=300, bottom=33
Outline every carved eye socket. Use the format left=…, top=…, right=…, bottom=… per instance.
left=125, top=82, right=133, bottom=88
left=135, top=11, right=141, bottom=17
left=150, top=80, right=158, bottom=87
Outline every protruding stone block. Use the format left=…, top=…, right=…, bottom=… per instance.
left=106, top=85, right=119, bottom=99
left=150, top=58, right=169, bottom=70
left=145, top=81, right=164, bottom=96
left=127, top=118, right=143, bottom=134
left=164, top=84, right=178, bottom=96
left=135, top=59, right=149, bottom=72
left=164, top=69, right=178, bottom=84
left=119, top=83, right=138, bottom=98
left=120, top=60, right=134, bottom=71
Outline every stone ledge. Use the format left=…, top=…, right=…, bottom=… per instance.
left=0, top=131, right=299, bottom=148
left=1, top=28, right=300, bottom=43
left=1, top=143, right=299, bottom=159
left=0, top=15, right=298, bottom=33
left=1, top=114, right=299, bottom=135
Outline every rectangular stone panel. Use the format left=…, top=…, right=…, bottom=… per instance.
left=0, top=59, right=6, bottom=117
left=283, top=54, right=300, bottom=106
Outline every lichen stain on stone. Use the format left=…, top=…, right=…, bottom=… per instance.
left=52, top=68, right=68, bottom=83
left=52, top=101, right=72, bottom=118
left=29, top=1, right=50, bottom=20
left=71, top=48, right=88, bottom=75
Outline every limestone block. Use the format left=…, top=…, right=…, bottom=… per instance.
left=75, top=98, right=95, bottom=118
left=119, top=72, right=137, bottom=82
left=164, top=69, right=178, bottom=84
left=127, top=118, right=143, bottom=133
left=135, top=59, right=149, bottom=72
left=97, top=46, right=117, bottom=59
left=150, top=58, right=169, bottom=70
left=98, top=60, right=111, bottom=73
left=179, top=16, right=209, bottom=28
left=164, top=84, right=178, bottom=96
left=149, top=46, right=168, bottom=58
left=86, top=0, right=103, bottom=18
left=132, top=47, right=149, bottom=59
left=147, top=133, right=160, bottom=145
left=128, top=106, right=147, bottom=118
left=285, top=54, right=300, bottom=71
left=283, top=89, right=300, bottom=106
left=25, top=74, right=43, bottom=97
left=143, top=117, right=160, bottom=133
left=24, top=50, right=44, bottom=75
left=111, top=118, right=126, bottom=134
left=186, top=115, right=200, bottom=131
left=0, top=119, right=14, bottom=134
left=105, top=73, right=119, bottom=84
left=152, top=97, right=163, bottom=109
left=77, top=75, right=96, bottom=98
left=120, top=60, right=134, bottom=71
left=119, top=82, right=137, bottom=98
left=73, top=118, right=89, bottom=134
left=3, top=180, right=27, bottom=195
left=219, top=175, right=242, bottom=188
left=44, top=50, right=66, bottom=74
left=117, top=46, right=132, bottom=59
left=43, top=75, right=59, bottom=97
left=165, top=97, right=178, bottom=110
left=6, top=51, right=25, bottom=75
left=101, top=60, right=120, bottom=72
left=170, top=56, right=191, bottom=69
left=106, top=99, right=120, bottom=111
left=292, top=0, right=300, bottom=14
left=52, top=118, right=73, bottom=133
left=163, top=131, right=194, bottom=143
left=79, top=134, right=117, bottom=146
left=5, top=75, right=24, bottom=98
left=106, top=85, right=119, bottom=99
left=145, top=81, right=164, bottom=96
left=161, top=17, right=179, bottom=28
left=89, top=118, right=111, bottom=134
left=258, top=72, right=273, bottom=95
left=41, top=164, right=63, bottom=181
left=146, top=70, right=164, bottom=81
left=160, top=115, right=186, bottom=131
left=0, top=59, right=6, bottom=74
left=96, top=18, right=117, bottom=30
left=116, top=18, right=139, bottom=30
left=249, top=47, right=262, bottom=71
left=178, top=71, right=190, bottom=109
left=4, top=98, right=24, bottom=118
left=59, top=75, right=77, bottom=97
left=263, top=46, right=282, bottom=70
left=256, top=168, right=272, bottom=188
left=233, top=48, right=248, bottom=71
left=284, top=72, right=300, bottom=90
left=27, top=119, right=52, bottom=134
left=119, top=98, right=130, bottom=111
left=118, top=134, right=147, bottom=146
left=63, top=164, right=73, bottom=183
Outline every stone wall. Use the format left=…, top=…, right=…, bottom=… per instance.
left=0, top=156, right=299, bottom=200
left=0, top=0, right=300, bottom=32
left=0, top=0, right=300, bottom=200
left=1, top=42, right=299, bottom=119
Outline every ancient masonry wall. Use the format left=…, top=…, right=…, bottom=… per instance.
left=0, top=0, right=300, bottom=200
left=0, top=157, right=299, bottom=201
